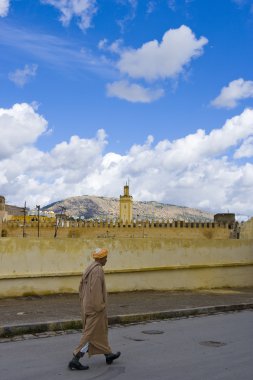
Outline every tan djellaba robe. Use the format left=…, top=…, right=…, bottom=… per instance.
left=73, top=261, right=112, bottom=356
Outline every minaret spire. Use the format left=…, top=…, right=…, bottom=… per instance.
left=119, top=181, right=133, bottom=224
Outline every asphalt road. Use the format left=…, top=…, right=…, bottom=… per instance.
left=0, top=311, right=252, bottom=380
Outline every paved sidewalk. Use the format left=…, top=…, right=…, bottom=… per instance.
left=1, top=288, right=253, bottom=338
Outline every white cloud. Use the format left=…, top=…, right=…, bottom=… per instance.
left=117, top=0, right=138, bottom=32
left=234, top=136, right=253, bottom=158
left=232, top=0, right=249, bottom=6
left=104, top=25, right=207, bottom=103
left=106, top=80, right=164, bottom=103
left=98, top=38, right=123, bottom=54
left=146, top=1, right=156, bottom=14
left=8, top=64, right=38, bottom=87
left=1, top=103, right=253, bottom=216
left=211, top=78, right=253, bottom=109
left=0, top=0, right=9, bottom=17
left=41, top=0, right=97, bottom=30
left=167, top=0, right=176, bottom=11
left=0, top=24, right=112, bottom=77
left=117, top=25, right=208, bottom=81
left=162, top=107, right=253, bottom=162
left=0, top=103, right=48, bottom=159
left=98, top=38, right=107, bottom=50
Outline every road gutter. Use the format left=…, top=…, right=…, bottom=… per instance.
left=1, top=303, right=253, bottom=338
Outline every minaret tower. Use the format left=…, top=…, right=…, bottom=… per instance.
left=119, top=182, right=133, bottom=224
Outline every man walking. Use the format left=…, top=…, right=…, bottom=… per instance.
left=68, top=247, right=121, bottom=370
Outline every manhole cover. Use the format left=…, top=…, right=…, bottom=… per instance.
left=199, top=341, right=227, bottom=347
left=142, top=330, right=164, bottom=335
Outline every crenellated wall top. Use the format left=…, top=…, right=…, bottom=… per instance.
left=2, top=218, right=231, bottom=229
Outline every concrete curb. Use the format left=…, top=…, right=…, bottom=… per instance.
left=1, top=303, right=253, bottom=338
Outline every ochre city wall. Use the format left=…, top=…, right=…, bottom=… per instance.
left=0, top=237, right=252, bottom=297
left=240, top=218, right=253, bottom=239
left=1, top=220, right=232, bottom=239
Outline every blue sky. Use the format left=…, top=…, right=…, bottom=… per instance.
left=0, top=0, right=253, bottom=218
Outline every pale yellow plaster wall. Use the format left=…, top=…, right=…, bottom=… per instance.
left=105, top=266, right=253, bottom=292
left=0, top=238, right=252, bottom=297
left=240, top=218, right=253, bottom=239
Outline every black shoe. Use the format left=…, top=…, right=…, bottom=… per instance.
left=105, top=351, right=121, bottom=365
left=68, top=356, right=89, bottom=370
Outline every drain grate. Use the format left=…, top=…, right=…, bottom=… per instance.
left=142, top=330, right=164, bottom=335
left=199, top=341, right=227, bottom=347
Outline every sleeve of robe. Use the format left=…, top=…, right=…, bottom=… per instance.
left=90, top=267, right=106, bottom=313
